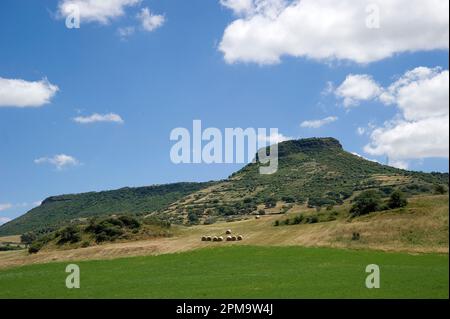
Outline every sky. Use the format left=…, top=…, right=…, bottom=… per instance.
left=0, top=0, right=449, bottom=223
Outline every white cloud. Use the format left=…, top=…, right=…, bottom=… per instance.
left=73, top=112, right=124, bottom=124
left=117, top=26, right=135, bottom=39
left=0, top=203, right=12, bottom=211
left=335, top=74, right=382, bottom=107
left=357, top=127, right=366, bottom=136
left=388, top=159, right=409, bottom=170
left=300, top=116, right=338, bottom=129
left=0, top=77, right=59, bottom=108
left=137, top=7, right=165, bottom=32
left=0, top=217, right=11, bottom=225
left=219, top=0, right=449, bottom=64
left=58, top=0, right=141, bottom=24
left=363, top=67, right=449, bottom=162
left=258, top=132, right=292, bottom=144
left=351, top=152, right=380, bottom=164
left=34, top=154, right=80, bottom=170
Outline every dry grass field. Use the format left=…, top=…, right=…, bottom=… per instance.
left=0, top=195, right=447, bottom=270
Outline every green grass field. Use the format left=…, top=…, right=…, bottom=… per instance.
left=0, top=246, right=447, bottom=298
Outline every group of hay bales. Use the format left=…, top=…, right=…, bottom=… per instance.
left=201, top=229, right=243, bottom=242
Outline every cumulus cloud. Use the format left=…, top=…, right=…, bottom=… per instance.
left=388, top=159, right=409, bottom=170
left=219, top=0, right=449, bottom=64
left=58, top=0, right=141, bottom=24
left=0, top=77, right=59, bottom=108
left=0, top=203, right=12, bottom=211
left=300, top=116, right=338, bottom=128
left=0, top=217, right=11, bottom=225
left=73, top=112, right=124, bottom=124
left=137, top=7, right=165, bottom=32
left=362, top=67, right=449, bottom=162
left=335, top=74, right=382, bottom=107
left=34, top=154, right=80, bottom=170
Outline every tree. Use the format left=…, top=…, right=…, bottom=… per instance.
left=388, top=190, right=408, bottom=209
left=264, top=197, right=277, bottom=208
left=20, top=232, right=37, bottom=246
left=434, top=184, right=447, bottom=195
left=350, top=190, right=382, bottom=216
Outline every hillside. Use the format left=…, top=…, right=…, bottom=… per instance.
left=0, top=194, right=448, bottom=270
left=155, top=138, right=448, bottom=224
left=1, top=137, right=447, bottom=236
left=0, top=182, right=212, bottom=236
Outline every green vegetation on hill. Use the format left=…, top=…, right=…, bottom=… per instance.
left=27, top=215, right=172, bottom=253
left=1, top=137, right=447, bottom=234
left=0, top=182, right=211, bottom=236
left=0, top=246, right=447, bottom=298
left=158, top=138, right=448, bottom=224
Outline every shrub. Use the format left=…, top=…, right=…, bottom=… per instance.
left=117, top=215, right=141, bottom=229
left=388, top=190, right=408, bottom=209
left=292, top=215, right=304, bottom=225
left=57, top=226, right=81, bottom=245
left=274, top=220, right=280, bottom=227
left=28, top=241, right=44, bottom=254
left=305, top=216, right=319, bottom=224
left=350, top=190, right=383, bottom=216
left=20, top=232, right=37, bottom=245
left=264, top=197, right=277, bottom=208
left=434, top=184, right=447, bottom=195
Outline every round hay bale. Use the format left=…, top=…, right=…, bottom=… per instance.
left=237, top=235, right=243, bottom=241
left=226, top=229, right=232, bottom=234
left=255, top=215, right=260, bottom=219
left=231, top=236, right=237, bottom=241
left=201, top=236, right=207, bottom=241
left=206, top=236, right=212, bottom=241
left=213, top=236, right=218, bottom=242
left=218, top=236, right=224, bottom=241
left=226, top=236, right=232, bottom=241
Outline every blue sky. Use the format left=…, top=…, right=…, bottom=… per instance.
left=0, top=0, right=448, bottom=222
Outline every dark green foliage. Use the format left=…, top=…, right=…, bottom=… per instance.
left=273, top=220, right=280, bottom=226
left=388, top=190, right=408, bottom=209
left=292, top=215, right=304, bottom=225
left=187, top=212, right=199, bottom=225
left=350, top=190, right=383, bottom=216
left=433, top=184, right=448, bottom=195
left=0, top=182, right=211, bottom=236
left=264, top=197, right=277, bottom=208
left=57, top=226, right=81, bottom=245
left=20, top=232, right=37, bottom=245
left=85, top=218, right=125, bottom=243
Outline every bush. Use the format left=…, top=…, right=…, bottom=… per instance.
left=350, top=190, right=383, bottom=216
left=264, top=197, right=277, bottom=208
left=305, top=215, right=319, bottom=224
left=117, top=215, right=141, bottom=229
left=434, top=184, right=447, bottom=195
left=57, top=226, right=81, bottom=245
left=292, top=215, right=304, bottom=225
left=20, top=232, right=37, bottom=245
left=274, top=220, right=280, bottom=227
left=28, top=241, right=44, bottom=254
left=388, top=190, right=408, bottom=209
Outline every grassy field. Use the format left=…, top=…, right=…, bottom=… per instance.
left=0, top=246, right=447, bottom=298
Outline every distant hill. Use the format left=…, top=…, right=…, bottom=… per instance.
left=1, top=137, right=447, bottom=236
left=0, top=182, right=212, bottom=236
left=155, top=138, right=448, bottom=223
